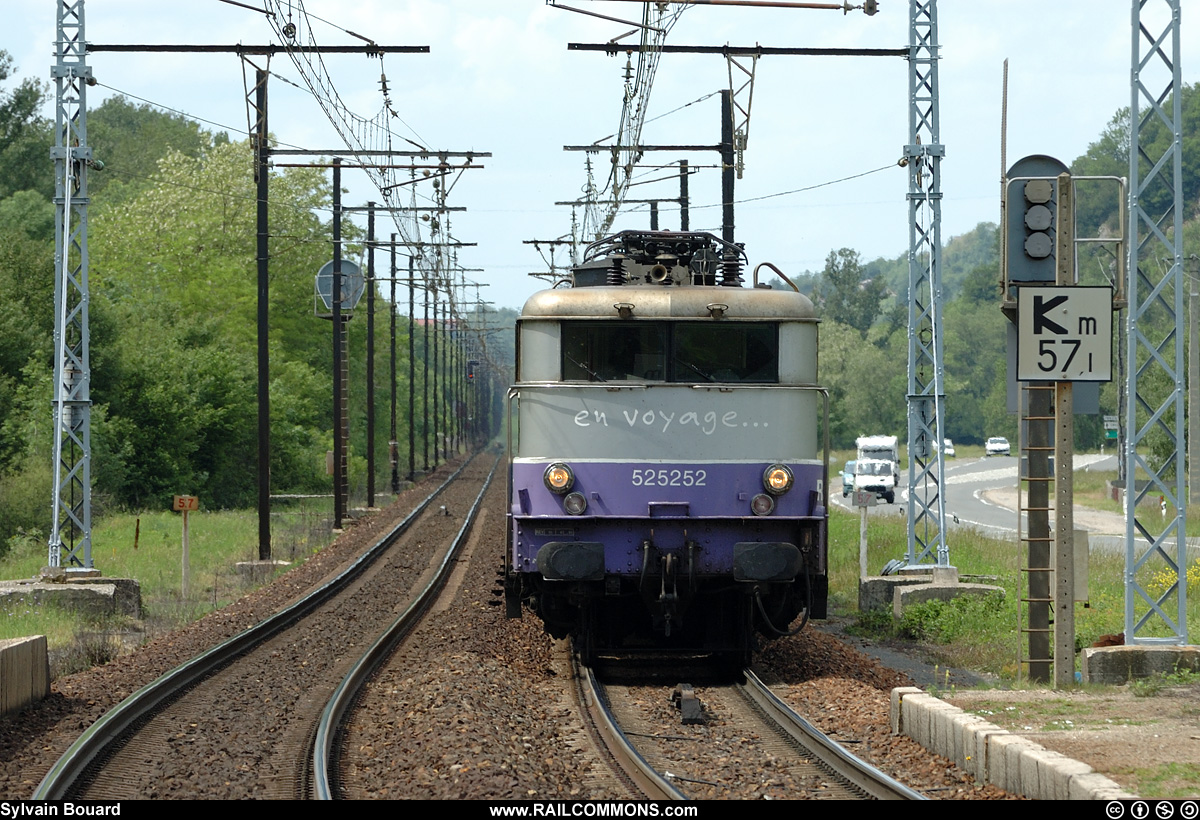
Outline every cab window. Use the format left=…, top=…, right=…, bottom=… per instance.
left=560, top=321, right=778, bottom=383
left=561, top=322, right=667, bottom=381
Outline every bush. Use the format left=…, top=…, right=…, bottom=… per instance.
left=898, top=592, right=1007, bottom=644
left=0, top=457, right=52, bottom=559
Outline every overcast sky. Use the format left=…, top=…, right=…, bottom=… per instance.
left=8, top=1, right=1197, bottom=309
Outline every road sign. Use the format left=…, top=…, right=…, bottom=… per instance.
left=853, top=490, right=876, bottom=507
left=1017, top=286, right=1113, bottom=381
left=315, top=259, right=365, bottom=311
left=172, top=495, right=199, bottom=512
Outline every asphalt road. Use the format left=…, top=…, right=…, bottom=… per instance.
left=832, top=453, right=1118, bottom=537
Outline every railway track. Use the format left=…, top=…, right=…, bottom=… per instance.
left=34, top=455, right=498, bottom=800
left=313, top=461, right=496, bottom=798
left=575, top=655, right=926, bottom=800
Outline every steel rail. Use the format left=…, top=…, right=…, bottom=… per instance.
left=313, top=454, right=500, bottom=799
left=33, top=458, right=475, bottom=800
left=574, top=656, right=689, bottom=801
left=738, top=669, right=927, bottom=800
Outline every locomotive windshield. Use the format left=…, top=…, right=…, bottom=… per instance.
left=560, top=321, right=778, bottom=383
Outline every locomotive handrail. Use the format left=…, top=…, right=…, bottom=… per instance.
left=753, top=261, right=800, bottom=293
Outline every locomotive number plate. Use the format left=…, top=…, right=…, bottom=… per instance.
left=631, top=468, right=707, bottom=487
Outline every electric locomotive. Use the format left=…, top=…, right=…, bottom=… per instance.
left=504, top=230, right=828, bottom=662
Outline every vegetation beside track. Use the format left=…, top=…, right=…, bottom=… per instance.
left=0, top=502, right=335, bottom=677
left=827, top=468, right=1200, bottom=681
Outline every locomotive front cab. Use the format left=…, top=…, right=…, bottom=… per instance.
left=505, top=231, right=828, bottom=660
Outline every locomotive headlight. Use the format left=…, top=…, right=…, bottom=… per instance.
left=750, top=493, right=775, bottom=516
left=544, top=462, right=575, bottom=494
left=563, top=492, right=588, bottom=515
left=763, top=464, right=794, bottom=496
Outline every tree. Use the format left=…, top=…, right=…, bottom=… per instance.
left=87, top=96, right=226, bottom=200
left=814, top=248, right=886, bottom=338
left=87, top=140, right=339, bottom=507
left=0, top=51, right=52, bottom=201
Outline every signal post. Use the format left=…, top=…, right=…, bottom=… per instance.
left=1005, top=157, right=1119, bottom=686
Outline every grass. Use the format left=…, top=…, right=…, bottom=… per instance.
left=828, top=465, right=1200, bottom=680
left=1123, top=763, right=1200, bottom=799
left=0, top=501, right=338, bottom=677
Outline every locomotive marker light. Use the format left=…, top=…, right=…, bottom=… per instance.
left=543, top=462, right=575, bottom=494
left=763, top=464, right=794, bottom=495
left=750, top=494, right=775, bottom=516
left=563, top=492, right=588, bottom=515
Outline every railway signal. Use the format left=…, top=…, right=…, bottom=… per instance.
left=1005, top=154, right=1070, bottom=286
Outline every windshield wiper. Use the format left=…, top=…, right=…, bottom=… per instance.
left=676, top=359, right=715, bottom=382
left=565, top=353, right=606, bottom=382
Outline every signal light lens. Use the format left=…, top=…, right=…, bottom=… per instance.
left=544, top=462, right=574, bottom=494
left=751, top=493, right=775, bottom=516
left=763, top=464, right=794, bottom=496
left=563, top=492, right=588, bottom=515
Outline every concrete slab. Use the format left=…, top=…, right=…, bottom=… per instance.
left=1081, top=645, right=1200, bottom=684
left=893, top=581, right=1005, bottom=621
left=859, top=575, right=927, bottom=612
left=0, top=576, right=141, bottom=618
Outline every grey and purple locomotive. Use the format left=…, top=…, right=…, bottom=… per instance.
left=504, top=230, right=828, bottom=662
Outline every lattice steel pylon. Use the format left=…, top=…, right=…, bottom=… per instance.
left=1124, top=0, right=1186, bottom=644
left=903, top=0, right=949, bottom=567
left=48, top=0, right=94, bottom=569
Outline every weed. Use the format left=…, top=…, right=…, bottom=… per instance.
left=1126, top=763, right=1200, bottom=799
left=1130, top=668, right=1200, bottom=697
left=0, top=500, right=339, bottom=678
left=847, top=607, right=894, bottom=638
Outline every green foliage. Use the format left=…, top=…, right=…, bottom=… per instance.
left=1130, top=668, right=1200, bottom=698
left=0, top=457, right=51, bottom=560
left=87, top=96, right=227, bottom=199
left=0, top=190, right=54, bottom=241
left=814, top=248, right=885, bottom=338
left=819, top=319, right=905, bottom=448
left=0, top=51, right=52, bottom=200
left=79, top=139, right=345, bottom=508
left=896, top=592, right=1018, bottom=666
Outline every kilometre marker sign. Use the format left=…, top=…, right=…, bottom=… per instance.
left=1017, top=286, right=1113, bottom=381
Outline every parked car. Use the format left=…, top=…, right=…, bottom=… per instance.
left=985, top=436, right=1011, bottom=456
left=842, top=460, right=856, bottom=497
left=933, top=438, right=956, bottom=458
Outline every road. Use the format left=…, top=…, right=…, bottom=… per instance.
left=832, top=453, right=1121, bottom=538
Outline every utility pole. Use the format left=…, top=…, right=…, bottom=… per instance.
left=49, top=0, right=94, bottom=569
left=332, top=158, right=347, bottom=528
left=252, top=66, right=270, bottom=560
left=366, top=202, right=376, bottom=508
left=390, top=234, right=400, bottom=495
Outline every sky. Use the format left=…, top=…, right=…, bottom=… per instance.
left=7, top=1, right=1198, bottom=310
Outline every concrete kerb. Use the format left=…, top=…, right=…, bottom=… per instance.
left=890, top=686, right=1136, bottom=800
